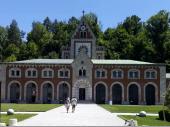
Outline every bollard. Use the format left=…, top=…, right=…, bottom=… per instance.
left=9, top=118, right=17, bottom=126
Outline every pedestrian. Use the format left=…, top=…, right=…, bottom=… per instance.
left=65, top=97, right=70, bottom=113
left=71, top=97, right=77, bottom=113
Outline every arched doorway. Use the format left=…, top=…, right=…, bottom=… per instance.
left=96, top=84, right=106, bottom=104
left=112, top=84, right=122, bottom=104
left=145, top=84, right=155, bottom=105
left=26, top=83, right=36, bottom=103
left=59, top=83, right=69, bottom=104
left=129, top=84, right=138, bottom=105
left=10, top=83, right=20, bottom=103
left=43, top=83, right=52, bottom=103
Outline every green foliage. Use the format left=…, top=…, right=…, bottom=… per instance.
left=1, top=103, right=62, bottom=112
left=165, top=88, right=170, bottom=109
left=119, top=115, right=170, bottom=126
left=0, top=11, right=170, bottom=73
left=100, top=104, right=163, bottom=113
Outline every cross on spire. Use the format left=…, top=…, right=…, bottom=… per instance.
left=82, top=10, right=85, bottom=17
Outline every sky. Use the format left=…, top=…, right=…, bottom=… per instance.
left=0, top=0, right=170, bottom=35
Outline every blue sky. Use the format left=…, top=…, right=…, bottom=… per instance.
left=0, top=0, right=170, bottom=34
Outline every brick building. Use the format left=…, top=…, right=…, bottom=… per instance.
left=0, top=17, right=167, bottom=105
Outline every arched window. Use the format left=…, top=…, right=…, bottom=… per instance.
left=25, top=68, right=38, bottom=78
left=9, top=68, right=21, bottom=78
left=111, top=69, right=123, bottom=79
left=58, top=68, right=70, bottom=78
left=79, top=68, right=86, bottom=77
left=95, top=69, right=107, bottom=78
left=128, top=69, right=140, bottom=79
left=144, top=69, right=157, bottom=79
left=42, top=68, right=54, bottom=78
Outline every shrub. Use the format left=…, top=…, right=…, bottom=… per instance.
left=158, top=110, right=170, bottom=122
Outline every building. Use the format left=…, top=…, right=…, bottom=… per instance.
left=0, top=16, right=167, bottom=105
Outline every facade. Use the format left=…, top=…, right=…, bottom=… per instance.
left=167, top=73, right=170, bottom=88
left=0, top=17, right=167, bottom=105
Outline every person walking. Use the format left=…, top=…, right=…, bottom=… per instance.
left=71, top=97, right=77, bottom=113
left=64, top=97, right=70, bottom=113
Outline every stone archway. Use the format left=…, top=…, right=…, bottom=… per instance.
left=58, top=83, right=69, bottom=104
left=42, top=83, right=53, bottom=103
left=10, top=83, right=20, bottom=103
left=112, top=84, right=122, bottom=104
left=128, top=84, right=139, bottom=105
left=26, top=83, right=36, bottom=103
left=145, top=84, right=155, bottom=105
left=95, top=83, right=106, bottom=104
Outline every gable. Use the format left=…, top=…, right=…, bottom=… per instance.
left=71, top=19, right=96, bottom=40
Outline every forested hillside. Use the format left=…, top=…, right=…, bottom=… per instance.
left=0, top=10, right=170, bottom=72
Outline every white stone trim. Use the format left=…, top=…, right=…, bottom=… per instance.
left=9, top=68, right=21, bottom=78
left=127, top=82, right=141, bottom=103
left=95, top=68, right=107, bottom=79
left=41, top=68, right=54, bottom=78
left=8, top=80, right=22, bottom=101
left=94, top=81, right=108, bottom=102
left=24, top=81, right=38, bottom=101
left=159, top=66, right=166, bottom=104
left=111, top=69, right=124, bottom=79
left=40, top=81, right=54, bottom=101
left=128, top=69, right=140, bottom=79
left=25, top=68, right=38, bottom=78
left=144, top=69, right=157, bottom=79
left=58, top=68, right=70, bottom=78
left=110, top=82, right=124, bottom=102
left=144, top=82, right=158, bottom=104
left=57, top=81, right=71, bottom=100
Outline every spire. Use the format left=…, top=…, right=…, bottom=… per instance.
left=82, top=10, right=85, bottom=17
left=82, top=10, right=85, bottom=23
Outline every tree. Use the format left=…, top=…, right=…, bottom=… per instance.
left=26, top=41, right=39, bottom=59
left=5, top=43, right=20, bottom=57
left=4, top=54, right=17, bottom=62
left=43, top=17, right=53, bottom=32
left=122, top=15, right=142, bottom=35
left=145, top=10, right=170, bottom=62
left=7, top=20, right=22, bottom=46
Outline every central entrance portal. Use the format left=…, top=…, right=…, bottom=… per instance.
left=79, top=88, right=85, bottom=100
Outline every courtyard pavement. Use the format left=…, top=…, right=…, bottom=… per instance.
left=17, top=104, right=125, bottom=126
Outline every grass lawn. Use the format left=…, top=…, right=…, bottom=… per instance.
left=119, top=115, right=170, bottom=126
left=0, top=114, right=36, bottom=125
left=100, top=104, right=164, bottom=113
left=1, top=103, right=62, bottom=112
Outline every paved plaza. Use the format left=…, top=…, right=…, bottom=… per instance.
left=17, top=104, right=125, bottom=126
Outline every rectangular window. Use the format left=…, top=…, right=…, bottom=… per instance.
left=44, top=71, right=47, bottom=77
left=11, top=70, right=15, bottom=76
left=96, top=71, right=100, bottom=77
left=151, top=72, right=155, bottom=78
left=134, top=72, right=138, bottom=78
left=60, top=71, right=64, bottom=77
left=118, top=71, right=122, bottom=78
left=129, top=72, right=133, bottom=78
left=16, top=70, right=20, bottom=76
left=101, top=71, right=105, bottom=77
left=48, top=71, right=52, bottom=77
left=146, top=72, right=150, bottom=78
left=28, top=71, right=31, bottom=76
left=112, top=71, right=117, bottom=78
left=32, top=71, right=36, bottom=77
left=65, top=71, right=68, bottom=77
